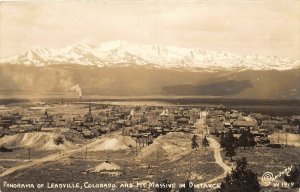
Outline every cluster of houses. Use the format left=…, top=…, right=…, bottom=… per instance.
left=206, top=108, right=258, bottom=134
left=205, top=106, right=300, bottom=147
left=249, top=113, right=300, bottom=134
left=0, top=103, right=200, bottom=144
left=0, top=112, right=39, bottom=137
left=67, top=104, right=199, bottom=140
left=0, top=108, right=71, bottom=137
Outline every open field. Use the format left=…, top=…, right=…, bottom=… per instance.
left=269, top=133, right=300, bottom=147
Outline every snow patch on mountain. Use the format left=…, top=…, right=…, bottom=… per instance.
left=1, top=41, right=299, bottom=71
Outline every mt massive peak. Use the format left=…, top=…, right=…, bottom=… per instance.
left=1, top=41, right=299, bottom=71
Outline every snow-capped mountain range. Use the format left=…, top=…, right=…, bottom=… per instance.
left=1, top=41, right=299, bottom=71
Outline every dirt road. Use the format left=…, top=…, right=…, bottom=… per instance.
left=206, top=137, right=232, bottom=183
left=194, top=114, right=232, bottom=183
left=0, top=138, right=103, bottom=178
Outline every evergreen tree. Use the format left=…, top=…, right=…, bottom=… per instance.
left=179, top=180, right=195, bottom=192
left=238, top=128, right=256, bottom=149
left=284, top=164, right=300, bottom=188
left=226, top=129, right=236, bottom=143
left=202, top=135, right=209, bottom=147
left=224, top=129, right=236, bottom=161
left=225, top=143, right=236, bottom=162
left=54, top=136, right=64, bottom=145
left=249, top=138, right=256, bottom=148
left=220, top=132, right=226, bottom=148
left=238, top=129, right=248, bottom=150
left=191, top=134, right=199, bottom=150
left=248, top=131, right=256, bottom=148
left=219, top=157, right=260, bottom=192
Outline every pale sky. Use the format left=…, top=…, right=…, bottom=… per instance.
left=0, top=0, right=300, bottom=59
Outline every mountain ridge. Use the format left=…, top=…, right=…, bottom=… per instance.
left=1, top=41, right=299, bottom=71
left=0, top=64, right=299, bottom=99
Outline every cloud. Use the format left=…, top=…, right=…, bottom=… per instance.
left=0, top=0, right=299, bottom=59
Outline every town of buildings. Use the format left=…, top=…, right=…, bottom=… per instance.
left=1, top=102, right=299, bottom=149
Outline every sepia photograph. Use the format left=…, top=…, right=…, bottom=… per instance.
left=0, top=0, right=299, bottom=191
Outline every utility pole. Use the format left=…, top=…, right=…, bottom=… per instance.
left=277, top=128, right=280, bottom=143
left=286, top=132, right=288, bottom=147
left=156, top=147, right=158, bottom=162
left=85, top=147, right=87, bottom=159
left=136, top=138, right=138, bottom=156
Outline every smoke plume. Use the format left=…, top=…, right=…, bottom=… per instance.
left=70, top=84, right=82, bottom=97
